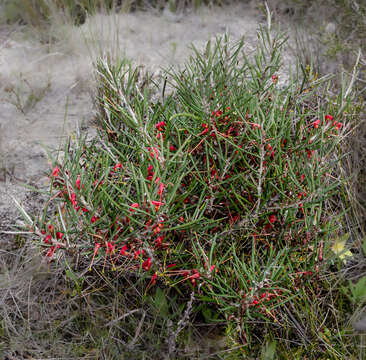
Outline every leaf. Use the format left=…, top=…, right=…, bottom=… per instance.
left=66, top=269, right=78, bottom=283
left=330, top=233, right=353, bottom=263
left=362, top=237, right=366, bottom=257
left=349, top=276, right=366, bottom=303
left=261, top=340, right=277, bottom=360
left=154, top=287, right=169, bottom=318
left=201, top=305, right=212, bottom=322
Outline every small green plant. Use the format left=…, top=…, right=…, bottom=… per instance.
left=5, top=73, right=51, bottom=114
left=343, top=277, right=366, bottom=305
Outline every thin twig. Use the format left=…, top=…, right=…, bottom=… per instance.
left=104, top=309, right=142, bottom=327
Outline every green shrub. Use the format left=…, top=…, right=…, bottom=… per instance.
left=22, top=24, right=360, bottom=357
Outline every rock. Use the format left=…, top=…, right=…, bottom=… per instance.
left=353, top=313, right=366, bottom=332
left=325, top=22, right=336, bottom=34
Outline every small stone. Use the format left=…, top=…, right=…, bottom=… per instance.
left=325, top=22, right=336, bottom=34
left=353, top=314, right=366, bottom=332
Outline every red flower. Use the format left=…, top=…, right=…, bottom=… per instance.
left=155, top=236, right=164, bottom=247
left=56, top=232, right=64, bottom=240
left=312, top=119, right=321, bottom=129
left=120, top=244, right=128, bottom=256
left=46, top=246, right=56, bottom=257
left=151, top=200, right=163, bottom=206
left=189, top=270, right=200, bottom=279
left=325, top=114, right=333, bottom=122
left=70, top=193, right=77, bottom=208
left=107, top=242, right=115, bottom=254
left=134, top=249, right=144, bottom=259
left=142, top=257, right=152, bottom=271
left=147, top=165, right=154, bottom=180
left=189, top=270, right=200, bottom=287
left=93, top=243, right=101, bottom=256
left=52, top=166, right=60, bottom=177
left=251, top=123, right=261, bottom=129
left=333, top=121, right=342, bottom=130
left=269, top=214, right=277, bottom=224
left=169, top=145, right=176, bottom=151
left=234, top=145, right=243, bottom=156
left=150, top=272, right=157, bottom=285
left=266, top=151, right=275, bottom=158
left=91, top=216, right=98, bottom=223
left=89, top=243, right=101, bottom=269
left=113, top=162, right=122, bottom=172
left=93, top=179, right=104, bottom=188
left=155, top=121, right=166, bottom=131
left=307, top=150, right=314, bottom=160
left=44, top=234, right=52, bottom=244
left=298, top=192, right=307, bottom=200
left=129, top=203, right=139, bottom=212
left=199, top=123, right=209, bottom=136
left=211, top=168, right=218, bottom=179
left=76, top=175, right=81, bottom=190
left=147, top=146, right=159, bottom=160
left=158, top=182, right=165, bottom=196
left=153, top=225, right=161, bottom=235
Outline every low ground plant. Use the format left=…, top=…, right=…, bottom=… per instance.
left=8, top=19, right=364, bottom=359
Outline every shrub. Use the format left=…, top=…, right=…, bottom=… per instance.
left=23, top=23, right=359, bottom=356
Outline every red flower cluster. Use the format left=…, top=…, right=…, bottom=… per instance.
left=309, top=114, right=343, bottom=132
left=147, top=146, right=160, bottom=160
left=243, top=288, right=282, bottom=310
left=52, top=165, right=60, bottom=177
left=40, top=224, right=64, bottom=259
left=111, top=162, right=122, bottom=173
left=183, top=269, right=201, bottom=287
left=156, top=121, right=166, bottom=132
left=41, top=224, right=64, bottom=244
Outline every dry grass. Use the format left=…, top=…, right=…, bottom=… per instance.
left=0, top=0, right=244, bottom=27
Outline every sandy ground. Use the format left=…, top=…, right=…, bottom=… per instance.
left=0, top=2, right=286, bottom=237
